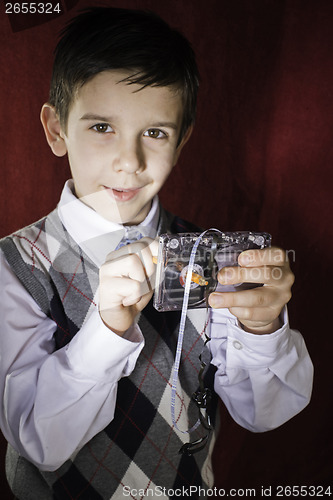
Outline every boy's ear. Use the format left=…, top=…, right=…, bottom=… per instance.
left=174, top=125, right=193, bottom=164
left=40, top=104, right=67, bottom=157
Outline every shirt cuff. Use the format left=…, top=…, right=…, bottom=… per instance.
left=224, top=306, right=294, bottom=368
left=65, top=309, right=144, bottom=382
left=210, top=306, right=294, bottom=367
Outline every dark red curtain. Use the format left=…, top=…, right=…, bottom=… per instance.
left=1, top=1, right=332, bottom=497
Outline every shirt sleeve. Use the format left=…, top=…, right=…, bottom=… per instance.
left=209, top=307, right=314, bottom=432
left=0, top=250, right=144, bottom=471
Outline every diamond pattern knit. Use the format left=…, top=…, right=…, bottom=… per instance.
left=1, top=206, right=218, bottom=500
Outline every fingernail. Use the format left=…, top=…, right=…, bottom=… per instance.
left=209, top=293, right=223, bottom=308
left=239, top=252, right=252, bottom=265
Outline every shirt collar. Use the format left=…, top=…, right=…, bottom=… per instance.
left=57, top=180, right=160, bottom=267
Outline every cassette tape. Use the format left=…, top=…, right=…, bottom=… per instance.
left=153, top=231, right=271, bottom=312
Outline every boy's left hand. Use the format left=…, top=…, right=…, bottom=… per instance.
left=208, top=247, right=294, bottom=334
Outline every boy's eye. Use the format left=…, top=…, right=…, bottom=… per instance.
left=91, top=123, right=113, bottom=133
left=144, top=128, right=167, bottom=139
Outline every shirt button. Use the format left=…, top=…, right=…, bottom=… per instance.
left=233, top=340, right=243, bottom=350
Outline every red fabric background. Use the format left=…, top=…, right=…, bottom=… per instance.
left=0, top=0, right=332, bottom=497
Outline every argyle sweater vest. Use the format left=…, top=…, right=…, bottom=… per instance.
left=1, top=207, right=218, bottom=500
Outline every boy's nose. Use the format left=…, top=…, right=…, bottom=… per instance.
left=113, top=139, right=145, bottom=174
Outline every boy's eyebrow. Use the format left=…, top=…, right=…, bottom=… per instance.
left=150, top=121, right=179, bottom=131
left=80, top=113, right=179, bottom=130
left=80, top=113, right=114, bottom=122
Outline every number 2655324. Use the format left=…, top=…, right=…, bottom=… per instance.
left=5, top=3, right=61, bottom=14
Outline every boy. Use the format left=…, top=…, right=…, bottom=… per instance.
left=0, top=7, right=313, bottom=499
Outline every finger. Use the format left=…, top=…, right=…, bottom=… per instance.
left=209, top=290, right=284, bottom=328
left=100, top=276, right=151, bottom=310
left=209, top=287, right=279, bottom=309
left=106, top=243, right=155, bottom=277
left=128, top=289, right=153, bottom=310
left=126, top=237, right=158, bottom=288
left=100, top=287, right=153, bottom=334
left=141, top=236, right=159, bottom=259
left=106, top=237, right=158, bottom=280
left=238, top=246, right=289, bottom=268
left=105, top=237, right=156, bottom=263
left=102, top=253, right=147, bottom=282
left=136, top=239, right=158, bottom=278
left=218, top=265, right=292, bottom=287
left=117, top=276, right=150, bottom=307
left=228, top=306, right=281, bottom=326
left=229, top=307, right=281, bottom=333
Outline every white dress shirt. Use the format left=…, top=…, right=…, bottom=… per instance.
left=0, top=180, right=313, bottom=471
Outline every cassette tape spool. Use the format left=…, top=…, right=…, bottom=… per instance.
left=153, top=231, right=271, bottom=312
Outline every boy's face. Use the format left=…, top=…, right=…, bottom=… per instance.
left=43, top=70, right=190, bottom=225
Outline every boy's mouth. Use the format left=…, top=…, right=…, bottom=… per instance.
left=105, top=186, right=142, bottom=202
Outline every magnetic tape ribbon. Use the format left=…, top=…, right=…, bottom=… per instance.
left=170, top=228, right=222, bottom=436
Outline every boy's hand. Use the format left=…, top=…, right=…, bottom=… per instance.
left=208, top=247, right=294, bottom=334
left=99, top=238, right=158, bottom=336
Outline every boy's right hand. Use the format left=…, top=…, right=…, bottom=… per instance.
left=99, top=238, right=158, bottom=335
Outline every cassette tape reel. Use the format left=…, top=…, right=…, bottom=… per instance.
left=153, top=231, right=271, bottom=312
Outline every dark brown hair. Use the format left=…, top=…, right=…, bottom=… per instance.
left=49, top=7, right=199, bottom=142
